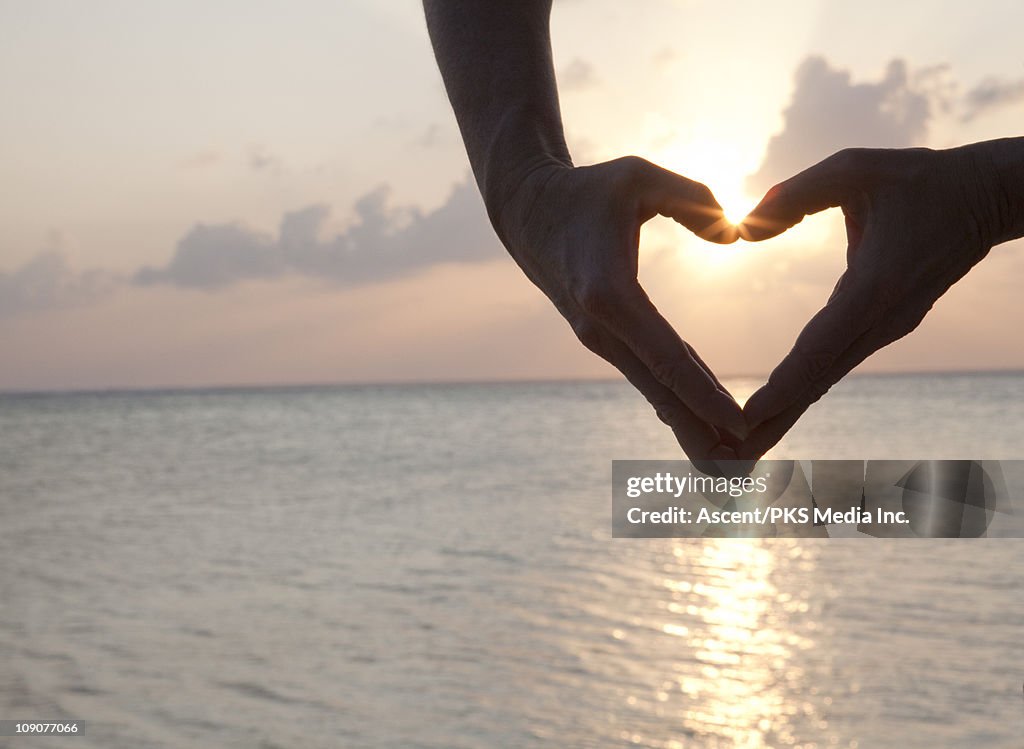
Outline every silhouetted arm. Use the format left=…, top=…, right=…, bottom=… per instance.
left=422, top=1, right=570, bottom=229
left=738, top=138, right=1024, bottom=458
left=423, top=1, right=746, bottom=460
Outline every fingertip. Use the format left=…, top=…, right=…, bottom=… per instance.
left=697, top=194, right=734, bottom=238
left=723, top=406, right=748, bottom=439
left=737, top=410, right=797, bottom=463
left=736, top=184, right=798, bottom=242
left=737, top=211, right=790, bottom=242
left=655, top=174, right=741, bottom=244
left=705, top=389, right=745, bottom=432
left=691, top=213, right=741, bottom=244
left=741, top=387, right=779, bottom=431
left=712, top=222, right=741, bottom=245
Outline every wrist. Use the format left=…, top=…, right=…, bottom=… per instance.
left=475, top=113, right=573, bottom=245
left=477, top=107, right=573, bottom=245
left=961, top=138, right=1024, bottom=245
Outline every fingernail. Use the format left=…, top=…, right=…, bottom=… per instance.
left=718, top=223, right=740, bottom=244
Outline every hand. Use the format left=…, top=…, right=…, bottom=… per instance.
left=492, top=156, right=746, bottom=459
left=737, top=145, right=1017, bottom=459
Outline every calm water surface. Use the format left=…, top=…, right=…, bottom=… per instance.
left=1, top=374, right=1023, bottom=748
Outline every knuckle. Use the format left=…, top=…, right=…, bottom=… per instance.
left=573, top=277, right=621, bottom=319
left=605, top=156, right=651, bottom=198
left=613, top=155, right=657, bottom=191
left=691, top=181, right=715, bottom=203
left=834, top=147, right=858, bottom=165
left=648, top=358, right=681, bottom=390
left=570, top=317, right=604, bottom=354
left=806, top=377, right=834, bottom=403
left=830, top=147, right=866, bottom=173
left=765, top=181, right=787, bottom=202
left=574, top=283, right=604, bottom=317
left=789, top=348, right=834, bottom=386
left=618, top=155, right=651, bottom=176
left=646, top=393, right=687, bottom=428
left=891, top=304, right=929, bottom=338
left=652, top=403, right=681, bottom=427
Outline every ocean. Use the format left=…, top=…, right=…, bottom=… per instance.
left=1, top=373, right=1023, bottom=748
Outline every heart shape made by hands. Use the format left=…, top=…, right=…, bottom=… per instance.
left=491, top=146, right=1008, bottom=465
left=704, top=144, right=1003, bottom=462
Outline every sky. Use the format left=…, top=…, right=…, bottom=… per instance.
left=1, top=0, right=1023, bottom=391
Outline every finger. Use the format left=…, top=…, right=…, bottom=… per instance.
left=684, top=341, right=748, bottom=441
left=743, top=273, right=883, bottom=429
left=579, top=281, right=747, bottom=437
left=639, top=161, right=739, bottom=244
left=739, top=149, right=869, bottom=242
left=740, top=326, right=880, bottom=460
left=739, top=306, right=925, bottom=460
left=685, top=340, right=729, bottom=395
left=573, top=317, right=730, bottom=460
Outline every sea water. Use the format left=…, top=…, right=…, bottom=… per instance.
left=1, top=373, right=1022, bottom=748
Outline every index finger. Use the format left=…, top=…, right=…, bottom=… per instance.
left=639, top=162, right=740, bottom=244
left=739, top=312, right=919, bottom=460
left=580, top=280, right=747, bottom=437
left=739, top=149, right=868, bottom=241
left=597, top=332, right=737, bottom=460
left=743, top=273, right=883, bottom=429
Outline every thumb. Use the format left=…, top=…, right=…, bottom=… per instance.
left=738, top=149, right=865, bottom=242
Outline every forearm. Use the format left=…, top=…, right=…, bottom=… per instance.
left=423, top=0, right=572, bottom=233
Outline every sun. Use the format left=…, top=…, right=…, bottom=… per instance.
left=652, top=138, right=759, bottom=230
left=718, top=188, right=759, bottom=228
left=651, top=137, right=765, bottom=270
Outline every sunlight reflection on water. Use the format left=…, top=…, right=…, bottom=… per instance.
left=560, top=538, right=834, bottom=749
left=1, top=378, right=1022, bottom=748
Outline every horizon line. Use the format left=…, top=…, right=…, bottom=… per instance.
left=2, top=367, right=1024, bottom=397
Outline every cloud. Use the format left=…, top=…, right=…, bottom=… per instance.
left=559, top=58, right=598, bottom=91
left=135, top=224, right=282, bottom=288
left=961, top=76, right=1024, bottom=122
left=0, top=251, right=119, bottom=319
left=135, top=178, right=501, bottom=289
left=414, top=123, right=444, bottom=149
left=246, top=144, right=283, bottom=174
left=3, top=179, right=501, bottom=317
left=747, top=57, right=942, bottom=194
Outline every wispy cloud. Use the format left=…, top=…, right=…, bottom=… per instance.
left=961, top=76, right=1024, bottom=122
left=0, top=251, right=120, bottom=319
left=2, top=178, right=501, bottom=318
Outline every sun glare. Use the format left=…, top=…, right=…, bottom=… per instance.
left=719, top=189, right=759, bottom=228
left=651, top=138, right=760, bottom=270
left=656, top=138, right=759, bottom=226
